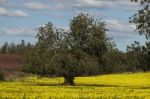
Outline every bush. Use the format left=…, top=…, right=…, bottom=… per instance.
left=0, top=70, right=5, bottom=81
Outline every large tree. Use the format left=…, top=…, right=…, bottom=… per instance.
left=54, top=14, right=109, bottom=85
left=130, top=0, right=150, bottom=39
left=23, top=14, right=110, bottom=85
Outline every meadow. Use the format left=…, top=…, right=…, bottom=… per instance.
left=0, top=72, right=150, bottom=99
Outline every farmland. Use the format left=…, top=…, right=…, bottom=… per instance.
left=0, top=72, right=150, bottom=99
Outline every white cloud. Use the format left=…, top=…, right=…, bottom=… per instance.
left=75, top=0, right=114, bottom=9
left=24, top=2, right=67, bottom=10
left=2, top=27, right=36, bottom=36
left=0, top=7, right=28, bottom=17
left=25, top=2, right=50, bottom=10
left=52, top=0, right=139, bottom=11
left=0, top=0, right=7, bottom=3
left=52, top=4, right=67, bottom=10
left=106, top=19, right=136, bottom=33
left=105, top=19, right=136, bottom=39
left=0, top=7, right=8, bottom=15
left=12, top=10, right=28, bottom=17
left=115, top=0, right=140, bottom=11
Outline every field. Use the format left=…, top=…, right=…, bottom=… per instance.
left=0, top=72, right=150, bottom=99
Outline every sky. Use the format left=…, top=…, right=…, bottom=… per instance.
left=0, top=0, right=147, bottom=51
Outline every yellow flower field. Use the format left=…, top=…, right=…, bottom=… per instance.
left=0, top=72, right=150, bottom=99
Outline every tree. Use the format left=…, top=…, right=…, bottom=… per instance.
left=53, top=33, right=99, bottom=85
left=142, top=42, right=150, bottom=71
left=9, top=42, right=16, bottom=54
left=27, top=22, right=58, bottom=76
left=0, top=42, right=9, bottom=54
left=23, top=14, right=110, bottom=85
left=70, top=13, right=109, bottom=73
left=126, top=41, right=143, bottom=71
left=126, top=41, right=150, bottom=72
left=0, top=40, right=33, bottom=55
left=130, top=0, right=150, bottom=39
left=129, top=0, right=150, bottom=72
left=105, top=48, right=127, bottom=73
left=54, top=13, right=109, bottom=85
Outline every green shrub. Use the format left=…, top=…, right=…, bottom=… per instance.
left=0, top=70, right=5, bottom=81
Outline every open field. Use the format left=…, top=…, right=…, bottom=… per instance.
left=0, top=72, right=150, bottom=99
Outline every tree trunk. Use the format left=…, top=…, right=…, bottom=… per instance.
left=63, top=76, right=74, bottom=85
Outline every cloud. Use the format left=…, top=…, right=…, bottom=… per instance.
left=77, top=0, right=139, bottom=10
left=114, top=0, right=140, bottom=11
left=24, top=2, right=50, bottom=10
left=24, top=1, right=67, bottom=10
left=11, top=10, right=29, bottom=17
left=105, top=19, right=136, bottom=39
left=0, top=7, right=28, bottom=17
left=0, top=7, right=8, bottom=15
left=74, top=0, right=114, bottom=9
left=0, top=0, right=7, bottom=3
left=2, top=27, right=36, bottom=36
left=1, top=0, right=139, bottom=12
left=106, top=19, right=136, bottom=33
left=50, top=0, right=139, bottom=11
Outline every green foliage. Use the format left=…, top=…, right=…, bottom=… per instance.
left=23, top=22, right=62, bottom=76
left=23, top=13, right=150, bottom=85
left=142, top=42, right=150, bottom=71
left=0, top=40, right=33, bottom=55
left=127, top=41, right=150, bottom=72
left=0, top=42, right=9, bottom=54
left=70, top=13, right=108, bottom=73
left=105, top=49, right=127, bottom=73
left=23, top=13, right=111, bottom=85
left=0, top=69, right=5, bottom=81
left=129, top=0, right=150, bottom=72
left=130, top=0, right=150, bottom=39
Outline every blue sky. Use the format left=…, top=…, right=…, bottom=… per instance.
left=0, top=0, right=147, bottom=51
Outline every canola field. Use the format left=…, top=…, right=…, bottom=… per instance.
left=0, top=72, right=150, bottom=99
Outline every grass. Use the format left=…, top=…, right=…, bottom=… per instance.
left=0, top=72, right=150, bottom=99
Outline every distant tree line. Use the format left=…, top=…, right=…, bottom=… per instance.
left=0, top=40, right=34, bottom=55
left=127, top=41, right=150, bottom=72
left=0, top=40, right=34, bottom=80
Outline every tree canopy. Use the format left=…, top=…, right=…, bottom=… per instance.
left=23, top=13, right=112, bottom=85
left=130, top=0, right=150, bottom=39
